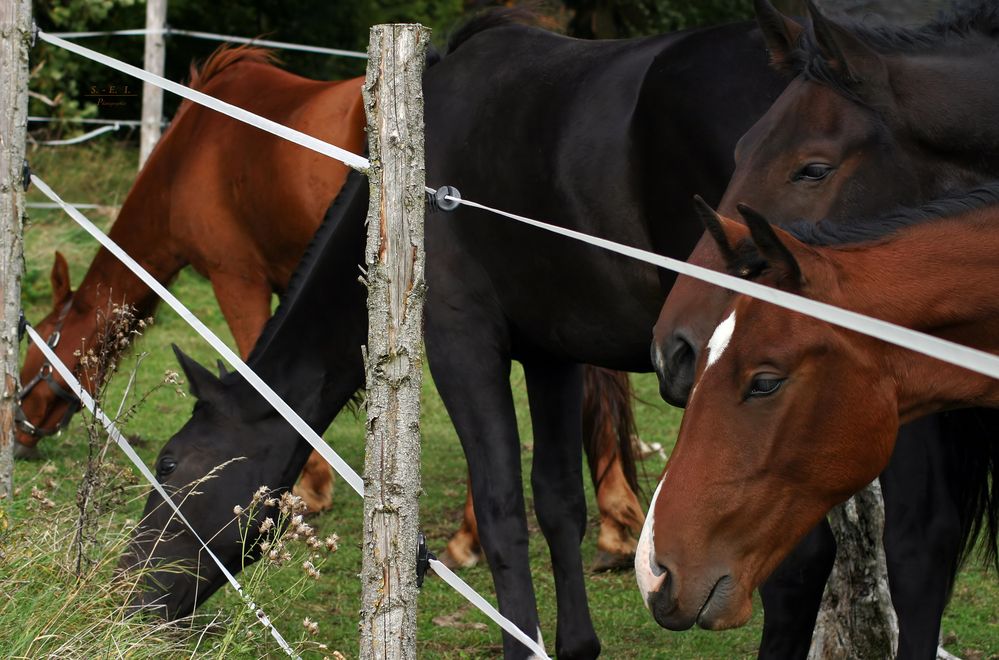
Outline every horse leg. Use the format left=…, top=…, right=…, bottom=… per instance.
left=210, top=271, right=333, bottom=514
left=525, top=359, right=600, bottom=659
left=881, top=414, right=964, bottom=659
left=582, top=367, right=644, bottom=572
left=427, top=339, right=541, bottom=659
left=757, top=521, right=835, bottom=660
left=440, top=479, right=483, bottom=569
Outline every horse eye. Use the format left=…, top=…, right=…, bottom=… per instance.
left=157, top=456, right=178, bottom=477
left=794, top=163, right=833, bottom=182
left=749, top=376, right=784, bottom=397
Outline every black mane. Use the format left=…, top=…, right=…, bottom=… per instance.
left=783, top=182, right=999, bottom=247
left=446, top=7, right=543, bottom=54
left=789, top=1, right=999, bottom=101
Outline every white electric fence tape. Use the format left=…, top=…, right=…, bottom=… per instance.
left=24, top=324, right=299, bottom=659
left=37, top=31, right=370, bottom=172
left=31, top=174, right=365, bottom=496
left=429, top=559, right=550, bottom=658
left=49, top=27, right=368, bottom=59
left=33, top=123, right=121, bottom=146
left=437, top=192, right=999, bottom=381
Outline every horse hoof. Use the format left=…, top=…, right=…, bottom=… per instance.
left=13, top=442, right=40, bottom=461
left=591, top=550, right=635, bottom=573
left=438, top=547, right=481, bottom=571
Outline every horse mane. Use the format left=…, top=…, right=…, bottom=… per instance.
left=782, top=182, right=999, bottom=247
left=446, top=7, right=543, bottom=54
left=188, top=44, right=280, bottom=90
left=789, top=1, right=999, bottom=102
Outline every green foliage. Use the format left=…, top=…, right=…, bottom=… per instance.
left=565, top=0, right=754, bottom=38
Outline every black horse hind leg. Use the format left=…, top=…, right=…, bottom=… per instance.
left=882, top=415, right=967, bottom=660
left=426, top=332, right=542, bottom=659
left=524, top=359, right=600, bottom=659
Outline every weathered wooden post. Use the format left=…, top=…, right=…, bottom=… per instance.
left=359, top=23, right=430, bottom=660
left=138, top=0, right=166, bottom=169
left=0, top=0, right=31, bottom=501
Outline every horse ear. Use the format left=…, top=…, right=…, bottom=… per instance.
left=693, top=195, right=741, bottom=270
left=216, top=359, right=229, bottom=379
left=172, top=344, right=223, bottom=401
left=51, top=251, right=72, bottom=308
left=754, top=0, right=804, bottom=73
left=806, top=0, right=887, bottom=89
left=736, top=204, right=803, bottom=287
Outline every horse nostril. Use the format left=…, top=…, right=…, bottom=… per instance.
left=657, top=332, right=697, bottom=407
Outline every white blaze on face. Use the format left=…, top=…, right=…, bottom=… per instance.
left=705, top=311, right=737, bottom=372
left=635, top=473, right=668, bottom=608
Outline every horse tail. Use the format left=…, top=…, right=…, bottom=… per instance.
left=188, top=44, right=279, bottom=91
left=946, top=408, right=999, bottom=572
left=582, top=367, right=640, bottom=496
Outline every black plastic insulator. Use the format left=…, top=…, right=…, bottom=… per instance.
left=416, top=531, right=436, bottom=588
left=427, top=185, right=461, bottom=213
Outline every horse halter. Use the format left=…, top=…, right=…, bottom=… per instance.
left=15, top=301, right=82, bottom=439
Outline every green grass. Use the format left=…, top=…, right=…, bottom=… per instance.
left=5, top=140, right=998, bottom=658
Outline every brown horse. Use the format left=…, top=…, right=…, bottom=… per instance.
left=19, top=46, right=646, bottom=564
left=638, top=191, right=999, bottom=632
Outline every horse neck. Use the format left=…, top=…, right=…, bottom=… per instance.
left=893, top=49, right=999, bottom=184
left=830, top=211, right=999, bottom=417
left=73, top=168, right=184, bottom=321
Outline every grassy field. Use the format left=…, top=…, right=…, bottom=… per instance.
left=3, top=140, right=997, bottom=658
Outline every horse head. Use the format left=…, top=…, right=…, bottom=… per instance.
left=654, top=0, right=999, bottom=404
left=16, top=252, right=85, bottom=456
left=638, top=203, right=899, bottom=631
left=120, top=346, right=296, bottom=619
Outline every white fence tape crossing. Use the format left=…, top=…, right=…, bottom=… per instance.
left=24, top=324, right=299, bottom=659
left=31, top=174, right=365, bottom=496
left=49, top=27, right=368, bottom=59
left=436, top=192, right=999, bottom=381
left=37, top=31, right=370, bottom=172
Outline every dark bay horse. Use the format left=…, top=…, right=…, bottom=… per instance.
left=652, top=1, right=999, bottom=655
left=19, top=46, right=366, bottom=511
left=640, top=190, right=999, bottom=632
left=124, top=15, right=792, bottom=658
left=21, top=47, right=646, bottom=561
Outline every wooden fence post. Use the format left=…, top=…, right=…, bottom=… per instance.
left=0, top=0, right=31, bottom=501
left=138, top=0, right=166, bottom=170
left=359, top=23, right=430, bottom=660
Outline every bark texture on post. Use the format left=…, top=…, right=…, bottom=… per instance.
left=808, top=479, right=898, bottom=660
left=138, top=0, right=166, bottom=170
left=0, top=0, right=31, bottom=502
left=359, top=24, right=429, bottom=660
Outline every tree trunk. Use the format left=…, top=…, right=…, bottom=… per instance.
left=0, top=0, right=30, bottom=502
left=139, top=0, right=166, bottom=169
left=358, top=23, right=430, bottom=660
left=808, top=480, right=898, bottom=659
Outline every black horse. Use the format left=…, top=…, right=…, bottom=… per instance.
left=123, top=12, right=984, bottom=658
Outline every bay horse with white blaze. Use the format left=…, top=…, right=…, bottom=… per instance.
left=639, top=190, right=999, bottom=632
left=652, top=1, right=999, bottom=655
left=20, top=46, right=646, bottom=563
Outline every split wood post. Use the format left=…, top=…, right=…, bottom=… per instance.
left=359, top=23, right=430, bottom=660
left=138, top=0, right=166, bottom=170
left=0, top=0, right=31, bottom=502
left=808, top=479, right=898, bottom=659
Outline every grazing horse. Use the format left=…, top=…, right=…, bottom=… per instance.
left=18, top=46, right=365, bottom=510
left=18, top=45, right=646, bottom=558
left=639, top=191, right=999, bottom=632
left=124, top=14, right=794, bottom=658
left=651, top=1, right=999, bottom=655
